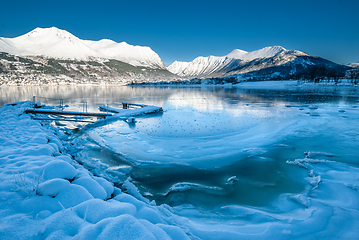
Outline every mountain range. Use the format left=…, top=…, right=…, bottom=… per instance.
left=167, top=46, right=350, bottom=80
left=0, top=27, right=165, bottom=69
left=0, top=27, right=355, bottom=84
left=168, top=46, right=305, bottom=77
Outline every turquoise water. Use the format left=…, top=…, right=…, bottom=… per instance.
left=1, top=84, right=359, bottom=210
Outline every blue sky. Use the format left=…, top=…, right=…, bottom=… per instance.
left=0, top=0, right=358, bottom=65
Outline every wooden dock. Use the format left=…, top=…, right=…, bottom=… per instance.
left=99, top=102, right=162, bottom=118
left=25, top=102, right=162, bottom=123
left=25, top=109, right=112, bottom=118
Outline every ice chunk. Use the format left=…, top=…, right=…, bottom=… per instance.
left=225, top=176, right=239, bottom=185
left=165, top=182, right=225, bottom=196
left=123, top=178, right=150, bottom=203
left=304, top=151, right=334, bottom=159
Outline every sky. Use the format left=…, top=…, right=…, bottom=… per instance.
left=0, top=0, right=358, bottom=66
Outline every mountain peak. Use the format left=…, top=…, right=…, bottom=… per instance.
left=0, top=27, right=165, bottom=69
left=262, top=45, right=287, bottom=51
left=167, top=61, right=190, bottom=75
left=226, top=46, right=287, bottom=61
left=226, top=49, right=248, bottom=59
left=24, top=27, right=77, bottom=40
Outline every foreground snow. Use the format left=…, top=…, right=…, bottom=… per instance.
left=1, top=100, right=359, bottom=239
left=0, top=102, right=192, bottom=239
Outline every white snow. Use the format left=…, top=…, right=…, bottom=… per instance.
left=226, top=46, right=286, bottom=61
left=0, top=101, right=190, bottom=239
left=177, top=55, right=235, bottom=77
left=84, top=39, right=165, bottom=69
left=0, top=27, right=165, bottom=69
left=167, top=61, right=190, bottom=75
left=1, top=83, right=359, bottom=239
left=167, top=46, right=308, bottom=77
left=348, top=62, right=359, bottom=68
left=225, top=48, right=248, bottom=59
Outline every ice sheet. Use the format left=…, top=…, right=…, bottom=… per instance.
left=89, top=100, right=302, bottom=168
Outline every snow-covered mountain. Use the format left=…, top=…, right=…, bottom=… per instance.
left=0, top=27, right=165, bottom=69
left=0, top=27, right=351, bottom=84
left=167, top=61, right=190, bottom=75
left=84, top=39, right=165, bottom=69
left=168, top=56, right=239, bottom=77
left=167, top=46, right=309, bottom=78
left=226, top=46, right=291, bottom=61
left=348, top=62, right=359, bottom=68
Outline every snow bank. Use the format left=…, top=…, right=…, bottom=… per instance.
left=0, top=101, right=190, bottom=239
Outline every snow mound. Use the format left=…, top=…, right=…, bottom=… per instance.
left=74, top=199, right=136, bottom=224
left=55, top=184, right=94, bottom=209
left=0, top=101, right=191, bottom=239
left=72, top=177, right=108, bottom=199
left=42, top=160, right=77, bottom=181
left=37, top=178, right=70, bottom=197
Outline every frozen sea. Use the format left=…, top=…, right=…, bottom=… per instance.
left=1, top=81, right=359, bottom=239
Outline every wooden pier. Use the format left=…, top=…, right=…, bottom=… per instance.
left=25, top=102, right=162, bottom=123
left=99, top=102, right=162, bottom=118
left=25, top=109, right=112, bottom=118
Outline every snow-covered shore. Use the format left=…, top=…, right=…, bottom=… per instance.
left=1, top=100, right=359, bottom=239
left=0, top=101, right=192, bottom=239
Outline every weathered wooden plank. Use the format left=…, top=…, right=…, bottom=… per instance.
left=25, top=109, right=112, bottom=118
